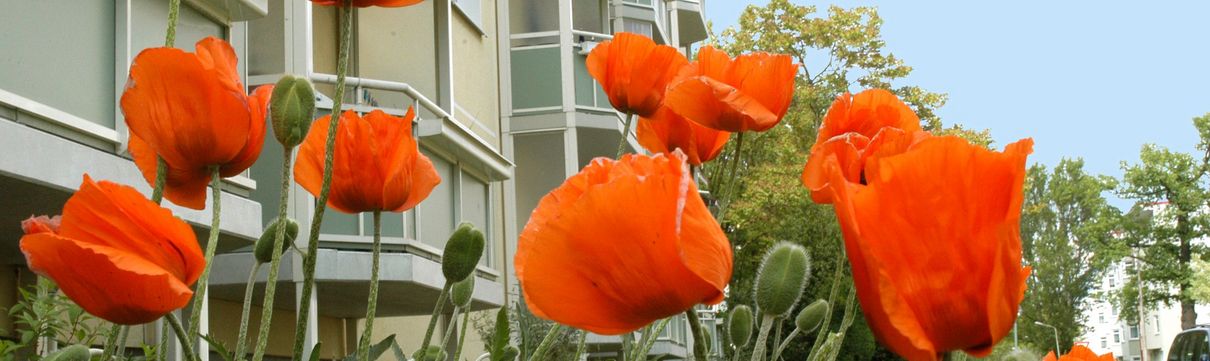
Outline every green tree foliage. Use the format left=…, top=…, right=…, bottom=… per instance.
left=1017, top=159, right=1119, bottom=354
left=704, top=1, right=983, bottom=359
left=1114, top=114, right=1210, bottom=329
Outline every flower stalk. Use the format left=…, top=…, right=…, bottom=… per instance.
left=187, top=166, right=223, bottom=350
left=291, top=0, right=354, bottom=358
left=251, top=148, right=296, bottom=361
left=234, top=263, right=263, bottom=360
left=417, top=283, right=451, bottom=353
left=166, top=313, right=199, bottom=361
left=686, top=309, right=709, bottom=361
left=749, top=314, right=775, bottom=361
left=356, top=210, right=385, bottom=361
left=616, top=112, right=635, bottom=158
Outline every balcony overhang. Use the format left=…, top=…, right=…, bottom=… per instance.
left=209, top=249, right=505, bottom=318
left=185, top=0, right=269, bottom=23
left=674, top=0, right=708, bottom=44
left=0, top=116, right=264, bottom=266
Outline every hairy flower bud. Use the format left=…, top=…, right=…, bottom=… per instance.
left=270, top=75, right=316, bottom=148
left=255, top=217, right=299, bottom=264
left=795, top=299, right=828, bottom=334
left=451, top=273, right=476, bottom=308
left=727, top=305, right=754, bottom=348
left=442, top=222, right=485, bottom=283
left=754, top=242, right=810, bottom=317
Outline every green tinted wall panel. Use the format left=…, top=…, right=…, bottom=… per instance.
left=459, top=171, right=489, bottom=266
left=573, top=54, right=595, bottom=107
left=321, top=208, right=360, bottom=235
left=418, top=149, right=456, bottom=249
left=510, top=47, right=561, bottom=109
left=363, top=212, right=405, bottom=238
left=0, top=0, right=115, bottom=127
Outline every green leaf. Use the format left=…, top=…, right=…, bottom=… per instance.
left=201, top=334, right=233, bottom=361
left=343, top=334, right=396, bottom=361
left=309, top=342, right=323, bottom=361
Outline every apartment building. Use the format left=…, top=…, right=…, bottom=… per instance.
left=0, top=0, right=713, bottom=359
left=1078, top=204, right=1210, bottom=361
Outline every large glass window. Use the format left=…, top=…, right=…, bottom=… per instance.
left=510, top=0, right=558, bottom=34
left=573, top=0, right=605, bottom=33
left=0, top=1, right=115, bottom=127
left=418, top=149, right=457, bottom=248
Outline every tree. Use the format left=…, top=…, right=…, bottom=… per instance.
left=1017, top=159, right=1119, bottom=354
left=1115, top=114, right=1210, bottom=329
left=705, top=1, right=979, bottom=359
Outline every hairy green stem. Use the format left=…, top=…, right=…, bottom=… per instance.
left=615, top=112, right=635, bottom=158
left=825, top=285, right=858, bottom=361
left=166, top=313, right=198, bottom=361
left=417, top=283, right=451, bottom=352
left=573, top=330, right=588, bottom=361
left=159, top=319, right=170, bottom=361
left=632, top=318, right=671, bottom=360
left=100, top=324, right=122, bottom=360
left=530, top=324, right=564, bottom=361
left=235, top=263, right=263, bottom=361
left=749, top=315, right=775, bottom=361
left=771, top=328, right=799, bottom=361
left=251, top=148, right=295, bottom=361
left=187, top=167, right=222, bottom=352
left=686, top=309, right=709, bottom=361
left=164, top=0, right=180, bottom=47
left=291, top=1, right=353, bottom=358
left=451, top=309, right=472, bottom=361
left=809, top=245, right=847, bottom=357
left=357, top=211, right=384, bottom=361
left=620, top=332, right=632, bottom=361
left=439, top=308, right=460, bottom=350
left=116, top=326, right=130, bottom=359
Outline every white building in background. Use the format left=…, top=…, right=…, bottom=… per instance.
left=1079, top=205, right=1210, bottom=361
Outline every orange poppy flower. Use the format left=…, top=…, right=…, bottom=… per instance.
left=825, top=136, right=1033, bottom=361
left=311, top=0, right=423, bottom=7
left=19, top=175, right=205, bottom=325
left=515, top=151, right=732, bottom=335
left=121, top=37, right=273, bottom=209
left=294, top=108, right=441, bottom=214
left=664, top=46, right=797, bottom=133
left=586, top=32, right=689, bottom=117
left=801, top=89, right=925, bottom=203
left=637, top=106, right=730, bottom=166
left=1042, top=345, right=1114, bottom=361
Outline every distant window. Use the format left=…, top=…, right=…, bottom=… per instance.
left=623, top=20, right=654, bottom=38
left=1109, top=276, right=1116, bottom=288
left=1114, top=329, right=1120, bottom=343
left=1129, top=324, right=1139, bottom=339
left=1100, top=313, right=1106, bottom=323
left=1101, top=337, right=1107, bottom=348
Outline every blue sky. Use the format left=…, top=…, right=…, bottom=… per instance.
left=706, top=1, right=1210, bottom=208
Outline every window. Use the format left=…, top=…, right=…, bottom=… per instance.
left=1113, top=329, right=1120, bottom=343
left=1100, top=337, right=1107, bottom=348
left=1100, top=312, right=1106, bottom=323
left=623, top=20, right=654, bottom=38
left=573, top=0, right=606, bottom=33
left=1129, top=324, right=1140, bottom=340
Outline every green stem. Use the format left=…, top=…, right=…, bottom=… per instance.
left=164, top=0, right=180, bottom=47
left=749, top=315, right=774, bottom=361
left=166, top=313, right=199, bottom=361
left=771, top=318, right=783, bottom=361
left=572, top=330, right=588, bottom=361
left=235, top=263, right=263, bottom=361
left=824, top=285, right=858, bottom=361
left=357, top=210, right=384, bottom=361
left=530, top=324, right=564, bottom=361
left=187, top=167, right=222, bottom=352
left=100, top=324, right=122, bottom=360
left=159, top=319, right=170, bottom=361
left=151, top=158, right=167, bottom=204
left=251, top=148, right=295, bottom=361
left=633, top=318, right=671, bottom=360
left=620, top=332, right=632, bottom=361
left=451, top=309, right=472, bottom=361
left=116, top=325, right=130, bottom=359
left=686, top=309, right=709, bottom=361
left=615, top=112, right=635, bottom=158
left=439, top=307, right=461, bottom=351
left=417, top=283, right=452, bottom=352
left=808, top=245, right=846, bottom=357
left=717, top=132, right=745, bottom=219
left=292, top=1, right=353, bottom=358
left=771, top=328, right=799, bottom=361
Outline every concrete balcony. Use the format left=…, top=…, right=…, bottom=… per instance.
left=673, top=0, right=708, bottom=44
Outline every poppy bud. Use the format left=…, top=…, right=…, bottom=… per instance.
left=442, top=222, right=485, bottom=283
left=754, top=242, right=810, bottom=317
left=270, top=75, right=316, bottom=148
left=451, top=274, right=476, bottom=308
left=43, top=345, right=91, bottom=361
left=701, top=329, right=714, bottom=353
left=413, top=345, right=446, bottom=361
left=795, top=299, right=828, bottom=334
left=727, top=305, right=753, bottom=348
left=255, top=217, right=299, bottom=264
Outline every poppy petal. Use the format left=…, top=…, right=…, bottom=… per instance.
left=666, top=76, right=780, bottom=133
left=128, top=134, right=210, bottom=210
left=222, top=84, right=273, bottom=178
left=194, top=37, right=243, bottom=94
left=20, top=233, right=194, bottom=325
